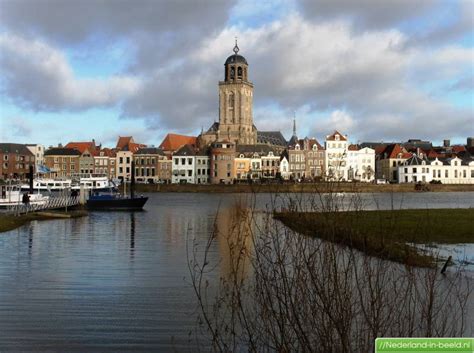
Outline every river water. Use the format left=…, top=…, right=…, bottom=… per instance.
left=0, top=192, right=473, bottom=352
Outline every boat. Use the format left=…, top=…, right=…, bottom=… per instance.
left=20, top=178, right=72, bottom=192
left=21, top=174, right=116, bottom=193
left=0, top=184, right=49, bottom=208
left=86, top=162, right=147, bottom=211
left=71, top=174, right=114, bottom=191
left=86, top=192, right=148, bottom=211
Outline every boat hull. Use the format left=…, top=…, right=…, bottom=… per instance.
left=86, top=197, right=148, bottom=211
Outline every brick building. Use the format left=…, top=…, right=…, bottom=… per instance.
left=0, top=143, right=35, bottom=180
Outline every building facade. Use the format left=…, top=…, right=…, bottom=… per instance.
left=210, top=141, right=236, bottom=184
left=0, top=143, right=35, bottom=180
left=376, top=144, right=411, bottom=182
left=25, top=144, right=45, bottom=172
left=325, top=131, right=349, bottom=181
left=44, top=148, right=81, bottom=178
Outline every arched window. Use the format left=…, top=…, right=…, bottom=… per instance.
left=237, top=66, right=242, bottom=79
left=228, top=93, right=234, bottom=109
left=230, top=66, right=235, bottom=79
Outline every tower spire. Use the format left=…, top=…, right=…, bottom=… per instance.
left=293, top=111, right=296, bottom=136
left=233, top=36, right=239, bottom=54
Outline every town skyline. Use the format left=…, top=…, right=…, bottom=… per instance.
left=1, top=0, right=473, bottom=147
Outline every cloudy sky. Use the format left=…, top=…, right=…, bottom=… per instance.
left=0, top=0, right=473, bottom=147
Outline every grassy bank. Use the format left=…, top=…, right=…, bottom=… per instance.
left=274, top=208, right=474, bottom=267
left=0, top=210, right=87, bottom=233
left=132, top=182, right=474, bottom=194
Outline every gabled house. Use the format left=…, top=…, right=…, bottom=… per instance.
left=376, top=144, right=412, bottom=182
left=325, top=131, right=348, bottom=181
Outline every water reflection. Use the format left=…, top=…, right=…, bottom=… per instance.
left=130, top=212, right=135, bottom=257
left=0, top=192, right=472, bottom=352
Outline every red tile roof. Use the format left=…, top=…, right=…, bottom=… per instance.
left=348, top=144, right=359, bottom=151
left=116, top=136, right=134, bottom=150
left=115, top=136, right=146, bottom=153
left=159, top=133, right=197, bottom=152
left=326, top=130, right=347, bottom=141
left=65, top=141, right=97, bottom=154
left=452, top=145, right=466, bottom=153
left=379, top=144, right=411, bottom=159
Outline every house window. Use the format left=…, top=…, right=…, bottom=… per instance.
left=413, top=168, right=417, bottom=173
left=454, top=170, right=458, bottom=178
left=445, top=170, right=448, bottom=178
left=119, top=157, right=123, bottom=164
left=463, top=170, right=466, bottom=178
left=188, top=158, right=192, bottom=165
left=188, top=170, right=192, bottom=177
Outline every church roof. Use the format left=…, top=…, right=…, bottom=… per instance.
left=225, top=54, right=248, bottom=65
left=257, top=131, right=287, bottom=146
left=236, top=144, right=279, bottom=155
left=174, top=144, right=196, bottom=156
left=159, top=133, right=196, bottom=152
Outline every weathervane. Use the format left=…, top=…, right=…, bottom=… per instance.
left=233, top=36, right=239, bottom=54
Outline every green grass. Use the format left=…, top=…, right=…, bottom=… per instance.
left=274, top=208, right=474, bottom=268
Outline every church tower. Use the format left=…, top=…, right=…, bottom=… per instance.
left=217, top=40, right=257, bottom=145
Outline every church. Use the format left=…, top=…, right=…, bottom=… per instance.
left=198, top=41, right=287, bottom=150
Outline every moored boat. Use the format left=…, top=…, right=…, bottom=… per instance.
left=0, top=184, right=49, bottom=208
left=86, top=193, right=148, bottom=211
left=86, top=162, right=147, bottom=211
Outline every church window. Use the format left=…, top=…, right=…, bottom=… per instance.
left=237, top=67, right=242, bottom=79
left=229, top=93, right=234, bottom=109
left=230, top=66, right=235, bottom=79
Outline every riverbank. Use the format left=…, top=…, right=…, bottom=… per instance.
left=132, top=183, right=474, bottom=193
left=0, top=210, right=88, bottom=233
left=274, top=208, right=474, bottom=268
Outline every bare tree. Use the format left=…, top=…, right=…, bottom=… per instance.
left=188, top=190, right=472, bottom=352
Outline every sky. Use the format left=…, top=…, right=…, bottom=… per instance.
left=0, top=0, right=473, bottom=148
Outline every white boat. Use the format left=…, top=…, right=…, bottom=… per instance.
left=0, top=184, right=49, bottom=208
left=21, top=175, right=116, bottom=192
left=21, top=178, right=72, bottom=191
left=71, top=175, right=113, bottom=191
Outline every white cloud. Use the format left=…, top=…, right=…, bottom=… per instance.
left=0, top=34, right=141, bottom=111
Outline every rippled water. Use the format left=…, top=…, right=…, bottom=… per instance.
left=0, top=192, right=472, bottom=352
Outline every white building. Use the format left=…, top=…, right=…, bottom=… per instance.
left=170, top=148, right=209, bottom=184
left=398, top=156, right=474, bottom=184
left=347, top=145, right=375, bottom=182
left=325, top=131, right=349, bottom=181
left=25, top=144, right=45, bottom=172
left=116, top=150, right=133, bottom=182
left=429, top=157, right=474, bottom=184
left=195, top=154, right=210, bottom=184
left=279, top=153, right=290, bottom=180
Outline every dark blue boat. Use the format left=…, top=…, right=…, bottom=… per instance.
left=86, top=193, right=148, bottom=210
left=86, top=161, right=148, bottom=211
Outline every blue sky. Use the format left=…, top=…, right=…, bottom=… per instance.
left=0, top=0, right=472, bottom=148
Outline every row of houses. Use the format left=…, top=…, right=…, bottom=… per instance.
left=1, top=134, right=473, bottom=184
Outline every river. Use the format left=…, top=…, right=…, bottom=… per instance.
left=0, top=192, right=472, bottom=352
